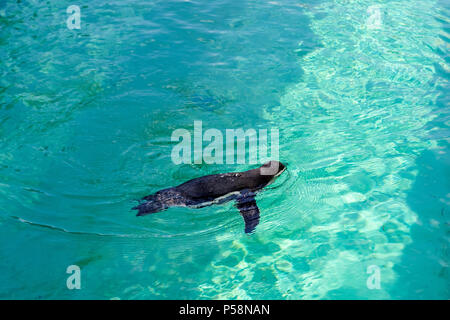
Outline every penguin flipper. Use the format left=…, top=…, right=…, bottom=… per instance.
left=235, top=192, right=260, bottom=234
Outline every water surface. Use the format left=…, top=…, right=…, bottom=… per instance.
left=0, top=0, right=449, bottom=299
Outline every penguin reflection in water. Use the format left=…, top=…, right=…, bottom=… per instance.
left=133, top=161, right=286, bottom=233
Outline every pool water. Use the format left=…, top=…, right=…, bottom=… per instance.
left=0, top=0, right=449, bottom=299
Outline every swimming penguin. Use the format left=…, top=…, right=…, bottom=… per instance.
left=133, top=160, right=286, bottom=233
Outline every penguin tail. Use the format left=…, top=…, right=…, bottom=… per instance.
left=132, top=196, right=166, bottom=216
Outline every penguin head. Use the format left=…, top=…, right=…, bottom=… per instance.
left=260, top=160, right=286, bottom=176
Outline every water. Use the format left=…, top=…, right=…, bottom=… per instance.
left=0, top=0, right=448, bottom=299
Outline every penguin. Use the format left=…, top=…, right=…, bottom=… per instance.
left=133, top=160, right=286, bottom=233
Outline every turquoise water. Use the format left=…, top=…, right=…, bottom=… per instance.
left=0, top=0, right=449, bottom=299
